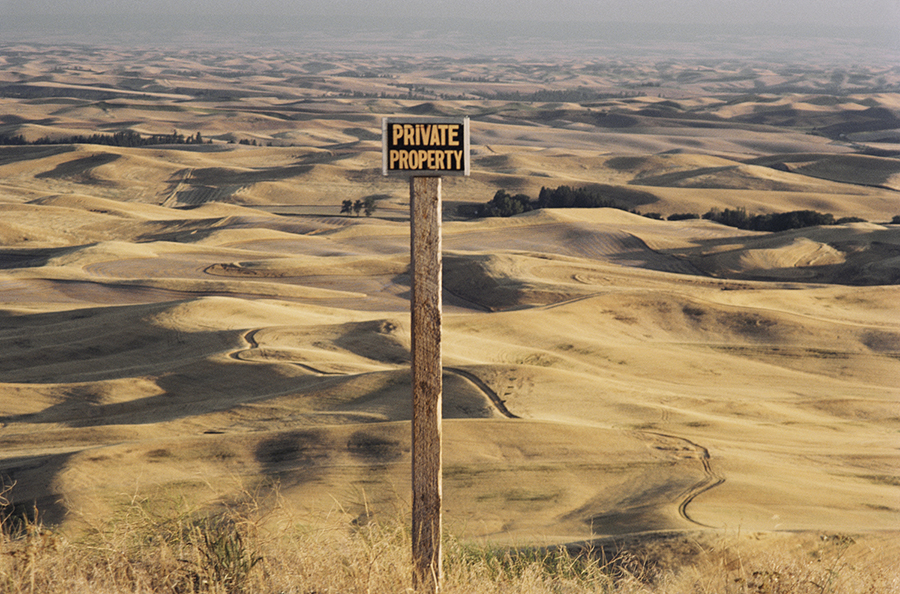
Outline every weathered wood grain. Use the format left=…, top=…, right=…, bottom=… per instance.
left=410, top=176, right=443, bottom=593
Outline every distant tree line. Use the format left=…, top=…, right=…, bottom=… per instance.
left=0, top=130, right=209, bottom=147
left=451, top=76, right=502, bottom=83
left=471, top=185, right=637, bottom=218
left=476, top=89, right=641, bottom=102
left=343, top=71, right=394, bottom=79
left=701, top=207, right=866, bottom=232
left=470, top=185, right=876, bottom=232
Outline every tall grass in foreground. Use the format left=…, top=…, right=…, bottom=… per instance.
left=1, top=487, right=897, bottom=593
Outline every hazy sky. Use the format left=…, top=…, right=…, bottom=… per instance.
left=3, top=0, right=898, bottom=26
left=2, top=0, right=898, bottom=54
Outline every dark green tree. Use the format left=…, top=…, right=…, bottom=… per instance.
left=363, top=196, right=377, bottom=217
left=480, top=189, right=532, bottom=217
left=536, top=185, right=622, bottom=209
left=340, top=199, right=353, bottom=215
left=704, top=208, right=838, bottom=231
left=703, top=207, right=749, bottom=228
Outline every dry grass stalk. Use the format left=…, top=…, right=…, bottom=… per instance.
left=1, top=486, right=897, bottom=593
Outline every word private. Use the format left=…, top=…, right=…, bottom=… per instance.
left=383, top=117, right=470, bottom=176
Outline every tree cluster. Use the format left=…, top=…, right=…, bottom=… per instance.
left=474, top=185, right=631, bottom=218
left=340, top=197, right=377, bottom=217
left=477, top=190, right=534, bottom=217
left=473, top=186, right=874, bottom=233
left=234, top=138, right=275, bottom=146
left=701, top=208, right=848, bottom=232
left=536, top=185, right=628, bottom=210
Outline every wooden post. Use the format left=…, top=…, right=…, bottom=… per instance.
left=384, top=117, right=466, bottom=593
left=410, top=175, right=442, bottom=593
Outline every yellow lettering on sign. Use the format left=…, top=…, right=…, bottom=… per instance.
left=386, top=119, right=467, bottom=174
left=387, top=149, right=465, bottom=171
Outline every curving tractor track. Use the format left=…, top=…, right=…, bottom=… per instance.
left=229, top=328, right=723, bottom=529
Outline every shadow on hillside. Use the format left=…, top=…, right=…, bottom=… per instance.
left=0, top=246, right=81, bottom=270
left=666, top=230, right=900, bottom=285
left=0, top=145, right=75, bottom=166
left=0, top=453, right=70, bottom=526
left=34, top=152, right=120, bottom=184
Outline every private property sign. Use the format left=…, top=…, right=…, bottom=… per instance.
left=382, top=117, right=470, bottom=176
left=381, top=115, right=470, bottom=592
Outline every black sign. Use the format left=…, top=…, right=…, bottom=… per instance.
left=382, top=117, right=470, bottom=176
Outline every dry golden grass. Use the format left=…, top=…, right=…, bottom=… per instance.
left=3, top=483, right=897, bottom=594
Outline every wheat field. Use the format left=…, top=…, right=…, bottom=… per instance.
left=1, top=42, right=898, bottom=592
